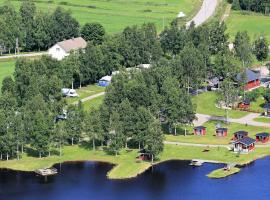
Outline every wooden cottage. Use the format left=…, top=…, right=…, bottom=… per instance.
left=216, top=128, right=228, bottom=137
left=233, top=137, right=256, bottom=153
left=194, top=126, right=206, bottom=136
left=236, top=68, right=260, bottom=91
left=256, top=133, right=270, bottom=143
left=238, top=99, right=250, bottom=110
left=233, top=131, right=248, bottom=140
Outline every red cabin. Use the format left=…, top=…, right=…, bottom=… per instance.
left=216, top=128, right=228, bottom=137
left=233, top=137, right=256, bottom=154
left=233, top=131, right=248, bottom=140
left=237, top=68, right=260, bottom=91
left=194, top=126, right=206, bottom=136
left=238, top=100, right=250, bottom=110
left=255, top=133, right=270, bottom=143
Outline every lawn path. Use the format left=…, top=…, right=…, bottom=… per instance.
left=186, top=0, right=218, bottom=27
left=72, top=92, right=105, bottom=105
left=195, top=113, right=270, bottom=128
left=0, top=52, right=47, bottom=59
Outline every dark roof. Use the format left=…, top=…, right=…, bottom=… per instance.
left=236, top=137, right=256, bottom=145
left=241, top=99, right=250, bottom=105
left=234, top=131, right=248, bottom=136
left=256, top=132, right=270, bottom=137
left=263, top=103, right=270, bottom=109
left=194, top=126, right=206, bottom=130
left=216, top=128, right=228, bottom=131
left=237, top=68, right=260, bottom=83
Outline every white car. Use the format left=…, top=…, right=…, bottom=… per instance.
left=61, top=88, right=79, bottom=97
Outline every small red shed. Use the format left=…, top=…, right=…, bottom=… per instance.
left=238, top=100, right=250, bottom=110
left=194, top=126, right=206, bottom=136
left=233, top=131, right=248, bottom=140
left=233, top=137, right=256, bottom=154
left=216, top=128, right=228, bottom=137
left=255, top=133, right=270, bottom=143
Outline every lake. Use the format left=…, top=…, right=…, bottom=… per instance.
left=0, top=157, right=270, bottom=200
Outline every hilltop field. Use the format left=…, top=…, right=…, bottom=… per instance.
left=226, top=11, right=270, bottom=41
left=0, top=0, right=201, bottom=34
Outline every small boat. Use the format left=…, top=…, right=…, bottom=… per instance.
left=35, top=168, right=58, bottom=176
left=189, top=160, right=204, bottom=166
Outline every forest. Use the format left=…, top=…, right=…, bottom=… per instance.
left=230, top=0, right=270, bottom=14
left=0, top=0, right=269, bottom=162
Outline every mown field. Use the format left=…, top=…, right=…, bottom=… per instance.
left=0, top=59, right=16, bottom=89
left=1, top=0, right=202, bottom=33
left=226, top=11, right=270, bottom=41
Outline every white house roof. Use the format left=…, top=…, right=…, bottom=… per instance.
left=137, top=64, right=152, bottom=69
left=57, top=37, right=87, bottom=53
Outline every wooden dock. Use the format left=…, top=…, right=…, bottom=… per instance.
left=190, top=159, right=221, bottom=167
left=35, top=168, right=58, bottom=176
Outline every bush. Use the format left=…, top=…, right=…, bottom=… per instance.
left=263, top=89, right=270, bottom=102
left=246, top=89, right=260, bottom=102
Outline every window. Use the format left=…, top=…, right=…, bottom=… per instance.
left=56, top=48, right=60, bottom=51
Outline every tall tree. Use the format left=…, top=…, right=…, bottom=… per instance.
left=81, top=23, right=105, bottom=45
left=254, top=36, right=269, bottom=62
left=83, top=109, right=103, bottom=150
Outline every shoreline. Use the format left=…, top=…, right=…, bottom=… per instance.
left=0, top=145, right=269, bottom=180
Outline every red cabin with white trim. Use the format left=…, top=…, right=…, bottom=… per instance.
left=194, top=126, right=206, bottom=136
left=256, top=133, right=270, bottom=143
left=216, top=128, right=228, bottom=137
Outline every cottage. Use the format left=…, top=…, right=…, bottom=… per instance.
left=98, top=76, right=112, bottom=87
left=233, top=137, right=256, bottom=153
left=263, top=103, right=270, bottom=117
left=194, top=126, right=206, bottom=136
left=216, top=128, right=228, bottom=137
left=236, top=68, right=260, bottom=90
left=238, top=99, right=250, bottom=110
left=233, top=131, right=248, bottom=140
left=256, top=133, right=270, bottom=143
left=48, top=37, right=87, bottom=60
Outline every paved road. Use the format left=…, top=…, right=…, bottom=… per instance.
left=195, top=113, right=270, bottom=128
left=0, top=52, right=47, bottom=59
left=186, top=0, right=218, bottom=27
left=72, top=92, right=105, bottom=105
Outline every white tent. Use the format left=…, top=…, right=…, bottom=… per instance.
left=177, top=12, right=186, bottom=18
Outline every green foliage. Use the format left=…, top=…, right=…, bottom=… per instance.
left=232, top=0, right=241, bottom=10
left=263, top=88, right=270, bottom=102
left=81, top=23, right=105, bottom=45
left=245, top=89, right=260, bottom=102
left=254, top=36, right=269, bottom=61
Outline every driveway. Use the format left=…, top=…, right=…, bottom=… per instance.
left=186, top=0, right=219, bottom=27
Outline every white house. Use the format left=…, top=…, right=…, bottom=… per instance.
left=48, top=37, right=87, bottom=60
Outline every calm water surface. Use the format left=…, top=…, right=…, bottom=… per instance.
left=0, top=157, right=270, bottom=200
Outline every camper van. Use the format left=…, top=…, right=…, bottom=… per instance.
left=61, top=88, right=78, bottom=97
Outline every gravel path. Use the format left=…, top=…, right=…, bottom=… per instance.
left=195, top=113, right=270, bottom=128
left=0, top=52, right=47, bottom=59
left=186, top=0, right=219, bottom=27
left=72, top=92, right=105, bottom=105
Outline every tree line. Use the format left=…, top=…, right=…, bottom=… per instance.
left=230, top=0, right=270, bottom=14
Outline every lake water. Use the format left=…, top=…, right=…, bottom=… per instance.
left=0, top=157, right=270, bottom=200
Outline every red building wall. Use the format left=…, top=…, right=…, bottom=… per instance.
left=245, top=79, right=260, bottom=90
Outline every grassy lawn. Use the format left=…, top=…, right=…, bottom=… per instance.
left=253, top=117, right=270, bottom=123
left=1, top=144, right=270, bottom=179
left=207, top=167, right=240, bottom=178
left=165, top=120, right=269, bottom=145
left=66, top=85, right=105, bottom=104
left=226, top=11, right=270, bottom=42
left=83, top=95, right=105, bottom=112
left=250, top=96, right=265, bottom=113
left=0, top=0, right=202, bottom=34
left=193, top=92, right=249, bottom=119
left=0, top=59, right=16, bottom=89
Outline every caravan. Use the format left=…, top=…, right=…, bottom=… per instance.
left=61, top=88, right=79, bottom=97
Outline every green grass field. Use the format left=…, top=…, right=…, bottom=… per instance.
left=0, top=59, right=16, bottom=89
left=207, top=167, right=240, bottom=178
left=165, top=120, right=269, bottom=145
left=254, top=117, right=270, bottom=123
left=193, top=92, right=249, bottom=119
left=1, top=0, right=201, bottom=34
left=226, top=11, right=270, bottom=41
left=66, top=85, right=105, bottom=104
left=83, top=95, right=105, bottom=112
